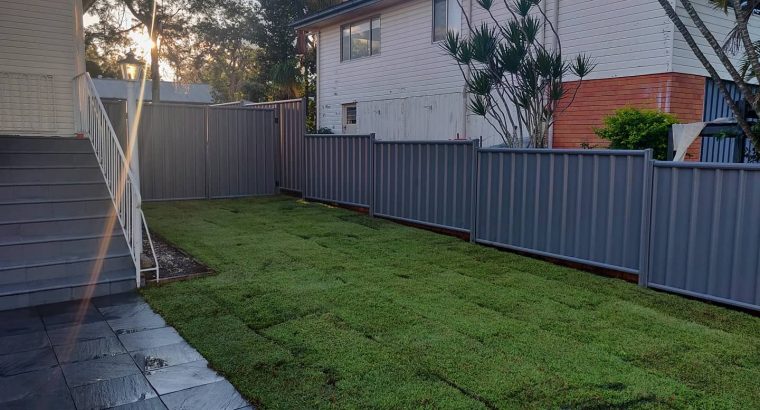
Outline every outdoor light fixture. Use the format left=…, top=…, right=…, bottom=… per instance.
left=118, top=51, right=144, bottom=81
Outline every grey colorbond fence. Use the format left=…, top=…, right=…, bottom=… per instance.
left=102, top=100, right=128, bottom=147
left=374, top=140, right=478, bottom=233
left=138, top=104, right=208, bottom=201
left=474, top=149, right=652, bottom=275
left=109, top=103, right=279, bottom=201
left=646, top=162, right=760, bottom=310
left=207, top=107, right=278, bottom=198
left=245, top=99, right=306, bottom=192
left=304, top=134, right=373, bottom=207
left=298, top=135, right=759, bottom=311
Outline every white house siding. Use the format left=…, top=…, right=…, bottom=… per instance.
left=316, top=0, right=691, bottom=146
left=672, top=0, right=760, bottom=81
left=0, top=0, right=83, bottom=137
left=550, top=0, right=673, bottom=80
left=317, top=0, right=471, bottom=141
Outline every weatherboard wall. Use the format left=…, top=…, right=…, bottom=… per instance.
left=0, top=0, right=84, bottom=137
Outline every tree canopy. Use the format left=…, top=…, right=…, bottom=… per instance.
left=85, top=0, right=339, bottom=106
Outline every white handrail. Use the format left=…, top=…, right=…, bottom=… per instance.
left=75, top=72, right=147, bottom=287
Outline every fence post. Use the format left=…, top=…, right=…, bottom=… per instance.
left=638, top=149, right=655, bottom=287
left=204, top=106, right=211, bottom=200
left=368, top=133, right=376, bottom=217
left=300, top=99, right=308, bottom=199
left=469, top=139, right=480, bottom=243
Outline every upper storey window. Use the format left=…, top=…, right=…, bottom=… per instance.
left=433, top=0, right=461, bottom=42
left=341, top=17, right=381, bottom=61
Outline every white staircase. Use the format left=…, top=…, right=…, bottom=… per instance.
left=0, top=73, right=158, bottom=310
left=0, top=136, right=137, bottom=309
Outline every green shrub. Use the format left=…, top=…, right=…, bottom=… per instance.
left=594, top=108, right=678, bottom=160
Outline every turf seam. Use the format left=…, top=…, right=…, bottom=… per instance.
left=428, top=372, right=497, bottom=410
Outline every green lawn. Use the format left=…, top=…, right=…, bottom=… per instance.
left=142, top=196, right=760, bottom=409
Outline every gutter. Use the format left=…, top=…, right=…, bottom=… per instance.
left=291, top=0, right=381, bottom=30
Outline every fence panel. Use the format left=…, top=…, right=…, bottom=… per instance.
left=246, top=99, right=305, bottom=192
left=304, top=134, right=373, bottom=207
left=207, top=107, right=278, bottom=198
left=102, top=100, right=128, bottom=150
left=137, top=104, right=207, bottom=201
left=373, top=140, right=478, bottom=233
left=474, top=149, right=652, bottom=274
left=647, top=162, right=760, bottom=311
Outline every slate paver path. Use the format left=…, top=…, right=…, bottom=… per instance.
left=0, top=292, right=251, bottom=410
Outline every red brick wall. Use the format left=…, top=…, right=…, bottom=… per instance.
left=554, top=73, right=706, bottom=160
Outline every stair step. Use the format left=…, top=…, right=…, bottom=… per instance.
left=0, top=136, right=92, bottom=153
left=0, top=182, right=109, bottom=202
left=0, top=233, right=130, bottom=267
left=0, top=166, right=102, bottom=184
left=0, top=270, right=136, bottom=297
left=0, top=152, right=99, bottom=167
left=0, top=217, right=120, bottom=243
left=0, top=277, right=136, bottom=310
left=0, top=251, right=133, bottom=273
left=0, top=137, right=137, bottom=311
left=0, top=198, right=114, bottom=223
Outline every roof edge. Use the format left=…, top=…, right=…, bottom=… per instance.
left=292, top=0, right=381, bottom=30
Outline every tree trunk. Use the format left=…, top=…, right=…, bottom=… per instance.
left=657, top=0, right=755, bottom=145
left=150, top=31, right=160, bottom=103
left=731, top=0, right=760, bottom=89
left=677, top=0, right=757, bottom=111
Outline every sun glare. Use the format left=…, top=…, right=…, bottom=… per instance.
left=129, top=28, right=155, bottom=60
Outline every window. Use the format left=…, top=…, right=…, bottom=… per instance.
left=433, top=0, right=461, bottom=42
left=343, top=104, right=357, bottom=133
left=341, top=18, right=381, bottom=61
left=343, top=104, right=357, bottom=125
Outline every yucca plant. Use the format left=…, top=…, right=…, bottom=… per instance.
left=442, top=0, right=594, bottom=147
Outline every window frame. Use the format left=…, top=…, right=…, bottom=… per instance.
left=340, top=16, right=381, bottom=62
left=432, top=0, right=461, bottom=43
left=343, top=103, right=357, bottom=125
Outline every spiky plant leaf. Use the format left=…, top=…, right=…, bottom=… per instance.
left=496, top=43, right=523, bottom=74
left=477, top=0, right=494, bottom=11
left=467, top=70, right=493, bottom=96
left=469, top=95, right=489, bottom=116
left=738, top=40, right=760, bottom=80
left=549, top=80, right=565, bottom=102
left=471, top=23, right=498, bottom=63
left=504, top=20, right=525, bottom=45
left=571, top=54, right=596, bottom=78
left=521, top=16, right=541, bottom=44
left=441, top=31, right=461, bottom=61
left=514, top=0, right=534, bottom=17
